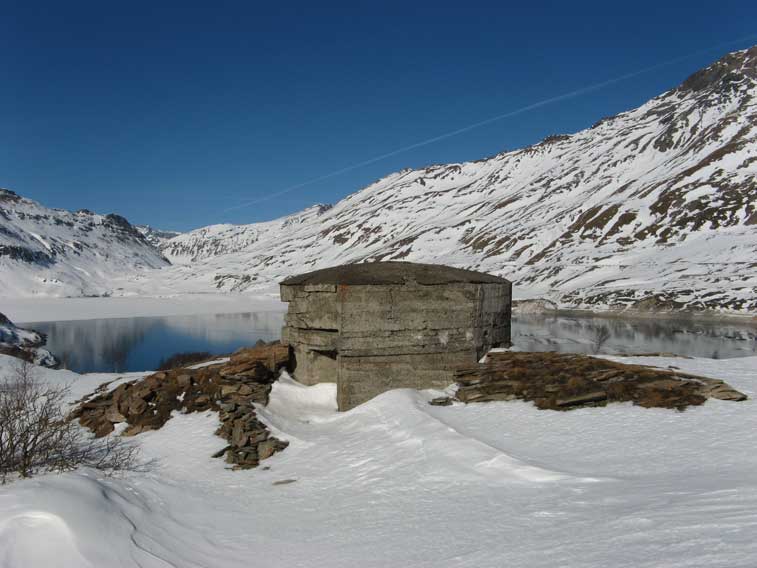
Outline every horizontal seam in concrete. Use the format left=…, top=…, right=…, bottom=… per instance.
left=339, top=350, right=473, bottom=358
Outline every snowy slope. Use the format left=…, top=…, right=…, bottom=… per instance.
left=3, top=48, right=756, bottom=312
left=135, top=225, right=181, bottom=248
left=151, top=47, right=757, bottom=314
left=1, top=353, right=756, bottom=567
left=0, top=311, right=58, bottom=366
left=0, top=189, right=169, bottom=297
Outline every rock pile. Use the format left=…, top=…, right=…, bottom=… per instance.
left=73, top=343, right=291, bottom=469
left=449, top=351, right=747, bottom=411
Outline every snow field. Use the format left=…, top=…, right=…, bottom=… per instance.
left=0, top=354, right=756, bottom=567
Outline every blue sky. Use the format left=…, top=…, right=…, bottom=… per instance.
left=3, top=1, right=756, bottom=231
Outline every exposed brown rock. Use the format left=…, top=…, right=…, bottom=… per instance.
left=104, top=405, right=126, bottom=423
left=73, top=343, right=292, bottom=469
left=452, top=351, right=747, bottom=411
left=555, top=390, right=608, bottom=408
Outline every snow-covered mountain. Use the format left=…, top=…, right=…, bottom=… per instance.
left=153, top=47, right=757, bottom=314
left=0, top=189, right=169, bottom=297
left=135, top=225, right=181, bottom=248
left=3, top=48, right=756, bottom=313
left=161, top=204, right=331, bottom=266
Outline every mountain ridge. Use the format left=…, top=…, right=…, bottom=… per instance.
left=2, top=47, right=756, bottom=315
left=150, top=46, right=757, bottom=314
left=0, top=188, right=169, bottom=297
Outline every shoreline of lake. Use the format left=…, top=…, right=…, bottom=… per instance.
left=514, top=306, right=757, bottom=326
left=15, top=309, right=755, bottom=375
left=1, top=293, right=287, bottom=324
left=3, top=292, right=755, bottom=327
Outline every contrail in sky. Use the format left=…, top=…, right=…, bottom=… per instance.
left=223, top=34, right=757, bottom=213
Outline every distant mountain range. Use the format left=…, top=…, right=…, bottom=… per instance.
left=0, top=189, right=168, bottom=297
left=135, top=225, right=181, bottom=248
left=2, top=47, right=756, bottom=314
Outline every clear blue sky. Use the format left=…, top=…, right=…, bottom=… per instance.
left=3, top=1, right=756, bottom=231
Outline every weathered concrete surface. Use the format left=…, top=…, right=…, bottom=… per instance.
left=281, top=262, right=507, bottom=286
left=280, top=262, right=511, bottom=410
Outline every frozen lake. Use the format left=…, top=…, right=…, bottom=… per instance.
left=20, top=312, right=757, bottom=373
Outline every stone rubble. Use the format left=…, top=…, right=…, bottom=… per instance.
left=72, top=338, right=749, bottom=472
left=72, top=343, right=291, bottom=469
left=450, top=351, right=748, bottom=411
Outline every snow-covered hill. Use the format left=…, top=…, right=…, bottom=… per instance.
left=0, top=189, right=169, bottom=297
left=161, top=204, right=331, bottom=266
left=152, top=47, right=757, bottom=314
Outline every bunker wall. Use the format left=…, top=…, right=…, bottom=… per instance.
left=336, top=351, right=472, bottom=410
left=280, top=278, right=512, bottom=409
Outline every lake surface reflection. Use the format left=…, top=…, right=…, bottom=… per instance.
left=512, top=314, right=757, bottom=359
left=20, top=312, right=756, bottom=374
left=23, top=312, right=284, bottom=373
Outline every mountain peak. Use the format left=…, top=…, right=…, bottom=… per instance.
left=0, top=188, right=21, bottom=203
left=677, top=45, right=757, bottom=93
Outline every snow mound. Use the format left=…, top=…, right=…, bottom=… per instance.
left=0, top=511, right=91, bottom=568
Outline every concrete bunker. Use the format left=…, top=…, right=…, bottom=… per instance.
left=280, top=261, right=511, bottom=410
